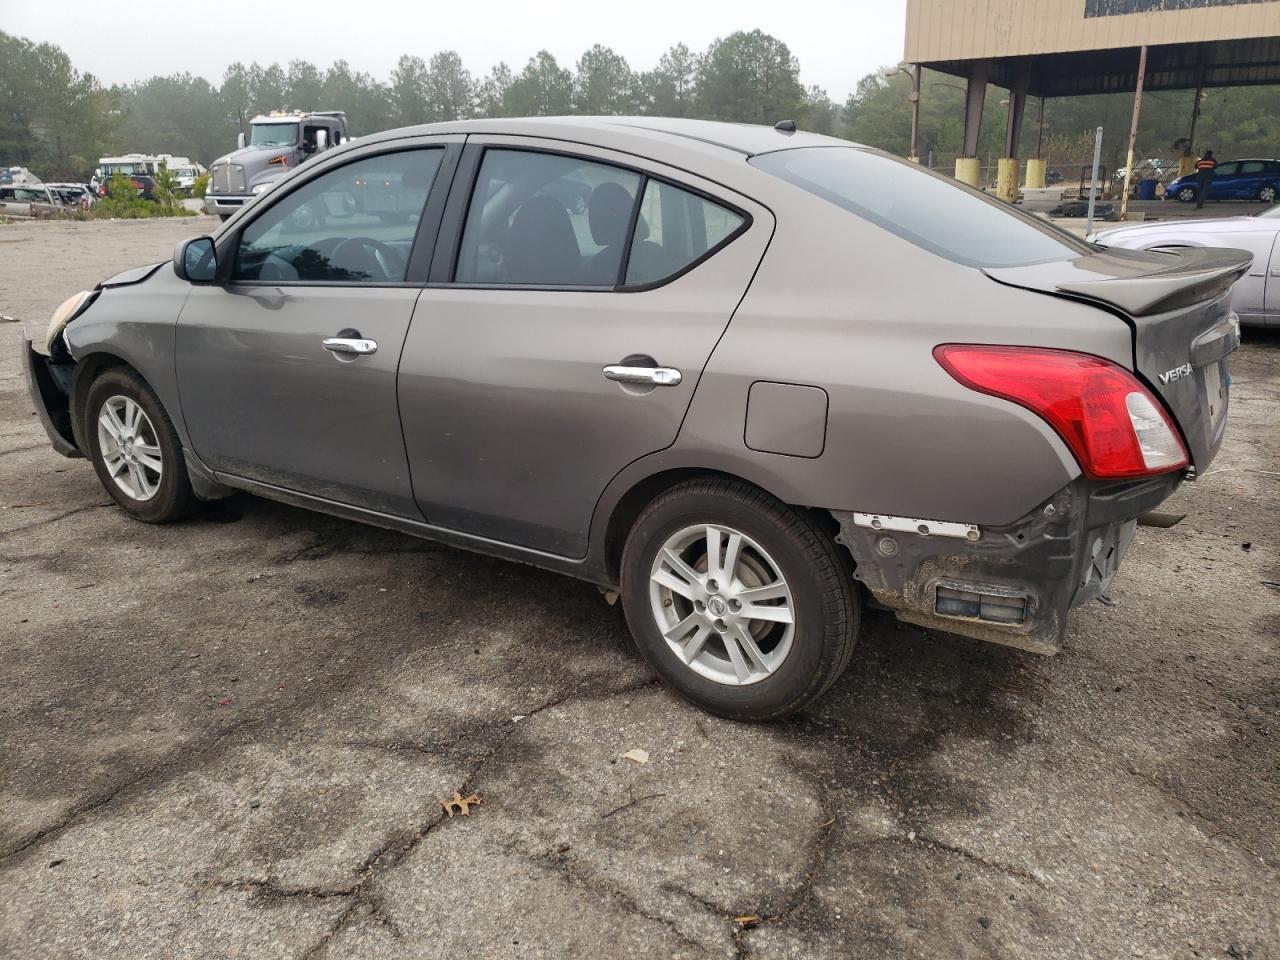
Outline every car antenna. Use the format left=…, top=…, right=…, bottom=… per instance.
left=774, top=119, right=797, bottom=133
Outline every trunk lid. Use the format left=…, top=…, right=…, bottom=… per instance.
left=986, top=245, right=1250, bottom=471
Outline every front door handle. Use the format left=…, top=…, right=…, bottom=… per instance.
left=603, top=364, right=682, bottom=386
left=323, top=336, right=378, bottom=356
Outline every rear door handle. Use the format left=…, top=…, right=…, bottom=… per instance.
left=322, top=337, right=378, bottom=356
left=603, top=364, right=682, bottom=386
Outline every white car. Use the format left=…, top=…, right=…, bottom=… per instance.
left=1090, top=206, right=1280, bottom=327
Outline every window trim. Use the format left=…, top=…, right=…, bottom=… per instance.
left=433, top=142, right=753, bottom=294
left=214, top=137, right=462, bottom=289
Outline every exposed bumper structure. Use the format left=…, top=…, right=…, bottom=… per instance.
left=832, top=474, right=1181, bottom=655
left=21, top=330, right=79, bottom=458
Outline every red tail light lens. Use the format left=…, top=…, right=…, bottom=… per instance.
left=934, top=344, right=1188, bottom=479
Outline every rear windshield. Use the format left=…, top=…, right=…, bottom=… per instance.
left=749, top=147, right=1089, bottom=268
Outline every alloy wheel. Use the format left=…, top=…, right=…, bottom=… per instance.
left=649, top=523, right=796, bottom=686
left=97, top=395, right=162, bottom=501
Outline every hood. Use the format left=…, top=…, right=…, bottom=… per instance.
left=1094, top=216, right=1261, bottom=243
left=97, top=262, right=164, bottom=289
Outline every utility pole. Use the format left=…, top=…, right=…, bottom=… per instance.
left=1120, top=44, right=1148, bottom=222
left=1086, top=126, right=1104, bottom=236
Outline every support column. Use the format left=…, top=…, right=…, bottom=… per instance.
left=955, top=60, right=988, bottom=186
left=997, top=59, right=1031, bottom=202
left=1120, top=44, right=1148, bottom=222
left=1025, top=96, right=1047, bottom=188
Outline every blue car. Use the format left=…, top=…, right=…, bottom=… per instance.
left=1166, top=158, right=1280, bottom=204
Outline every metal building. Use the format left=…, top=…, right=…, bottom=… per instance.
left=903, top=0, right=1280, bottom=207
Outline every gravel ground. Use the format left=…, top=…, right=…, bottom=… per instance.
left=1, top=217, right=1277, bottom=960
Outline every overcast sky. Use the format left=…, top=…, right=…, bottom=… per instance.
left=3, top=0, right=908, bottom=103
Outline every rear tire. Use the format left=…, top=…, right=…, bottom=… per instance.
left=620, top=479, right=858, bottom=721
left=85, top=367, right=197, bottom=523
left=1258, top=183, right=1277, bottom=204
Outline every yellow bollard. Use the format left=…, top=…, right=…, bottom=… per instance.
left=1025, top=158, right=1047, bottom=189
left=954, top=157, right=980, bottom=187
left=996, top=157, right=1019, bottom=203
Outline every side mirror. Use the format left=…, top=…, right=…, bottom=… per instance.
left=174, top=236, right=218, bottom=283
left=315, top=129, right=329, bottom=151
left=236, top=132, right=246, bottom=150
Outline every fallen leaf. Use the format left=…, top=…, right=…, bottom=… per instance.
left=734, top=915, right=759, bottom=928
left=623, top=748, right=649, bottom=765
left=439, top=791, right=484, bottom=817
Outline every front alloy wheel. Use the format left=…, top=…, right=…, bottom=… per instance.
left=97, top=395, right=163, bottom=501
left=1177, top=186, right=1196, bottom=202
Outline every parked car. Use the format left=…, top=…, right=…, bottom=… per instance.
left=1088, top=204, right=1280, bottom=327
left=1164, top=158, right=1280, bottom=204
left=24, top=118, right=1245, bottom=720
left=45, top=182, right=96, bottom=211
left=0, top=183, right=59, bottom=218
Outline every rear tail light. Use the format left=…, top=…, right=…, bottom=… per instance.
left=934, top=344, right=1188, bottom=479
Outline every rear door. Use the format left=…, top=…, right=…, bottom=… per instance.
left=399, top=138, right=772, bottom=556
left=1265, top=230, right=1280, bottom=320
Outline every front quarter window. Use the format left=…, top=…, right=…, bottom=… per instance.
left=750, top=147, right=1090, bottom=268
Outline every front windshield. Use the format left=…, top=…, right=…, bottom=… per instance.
left=251, top=122, right=299, bottom=147
left=751, top=146, right=1091, bottom=268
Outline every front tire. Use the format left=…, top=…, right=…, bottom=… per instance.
left=1258, top=184, right=1277, bottom=204
left=1176, top=186, right=1197, bottom=203
left=85, top=367, right=197, bottom=523
left=620, top=479, right=859, bottom=721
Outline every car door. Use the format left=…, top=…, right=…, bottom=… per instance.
left=1208, top=161, right=1239, bottom=200
left=176, top=137, right=461, bottom=517
left=1235, top=161, right=1268, bottom=200
left=399, top=139, right=773, bottom=557
left=1265, top=228, right=1280, bottom=322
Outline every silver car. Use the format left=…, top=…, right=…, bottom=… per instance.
left=1, top=184, right=59, bottom=219
left=1089, top=206, right=1280, bottom=327
left=24, top=118, right=1247, bottom=719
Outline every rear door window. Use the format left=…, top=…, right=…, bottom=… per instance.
left=455, top=149, right=641, bottom=286
left=1239, top=161, right=1266, bottom=175
left=625, top=180, right=745, bottom=286
left=750, top=146, right=1089, bottom=268
left=233, top=148, right=443, bottom=283
left=1214, top=162, right=1241, bottom=177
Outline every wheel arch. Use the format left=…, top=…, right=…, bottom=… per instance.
left=594, top=463, right=840, bottom=585
left=68, top=351, right=136, bottom=451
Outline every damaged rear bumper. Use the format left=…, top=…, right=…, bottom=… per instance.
left=21, top=329, right=79, bottom=458
left=832, top=474, right=1181, bottom=654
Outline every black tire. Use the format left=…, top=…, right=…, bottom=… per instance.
left=620, top=479, right=859, bottom=721
left=1258, top=183, right=1278, bottom=204
left=1176, top=186, right=1197, bottom=203
left=84, top=367, right=197, bottom=523
left=218, top=214, right=231, bottom=222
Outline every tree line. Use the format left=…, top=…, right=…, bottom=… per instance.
left=2, top=28, right=1275, bottom=181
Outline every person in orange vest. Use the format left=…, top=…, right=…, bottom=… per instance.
left=1194, top=150, right=1217, bottom=209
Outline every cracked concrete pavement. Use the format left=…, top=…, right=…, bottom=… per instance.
left=1, top=217, right=1277, bottom=959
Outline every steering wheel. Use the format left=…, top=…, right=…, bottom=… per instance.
left=329, top=236, right=402, bottom=281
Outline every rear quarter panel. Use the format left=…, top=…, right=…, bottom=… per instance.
left=648, top=190, right=1135, bottom=527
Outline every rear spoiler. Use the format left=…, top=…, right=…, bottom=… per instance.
left=986, top=246, right=1252, bottom=317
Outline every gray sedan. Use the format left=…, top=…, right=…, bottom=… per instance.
left=24, top=118, right=1246, bottom=719
left=1089, top=206, right=1280, bottom=327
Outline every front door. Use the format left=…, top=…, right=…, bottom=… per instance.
left=176, top=143, right=452, bottom=516
left=399, top=139, right=772, bottom=556
left=1265, top=232, right=1280, bottom=320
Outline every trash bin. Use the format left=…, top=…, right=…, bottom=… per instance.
left=1138, top=179, right=1159, bottom=201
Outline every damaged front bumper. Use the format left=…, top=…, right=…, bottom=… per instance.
left=832, top=474, right=1181, bottom=654
left=21, top=329, right=79, bottom=458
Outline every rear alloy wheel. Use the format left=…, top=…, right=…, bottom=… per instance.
left=1176, top=186, right=1197, bottom=203
left=1258, top=184, right=1278, bottom=204
left=85, top=367, right=197, bottom=523
left=621, top=479, right=858, bottom=720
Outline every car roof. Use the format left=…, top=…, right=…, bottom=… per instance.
left=362, top=116, right=853, bottom=159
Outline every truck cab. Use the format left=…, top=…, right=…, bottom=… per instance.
left=203, top=111, right=350, bottom=221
